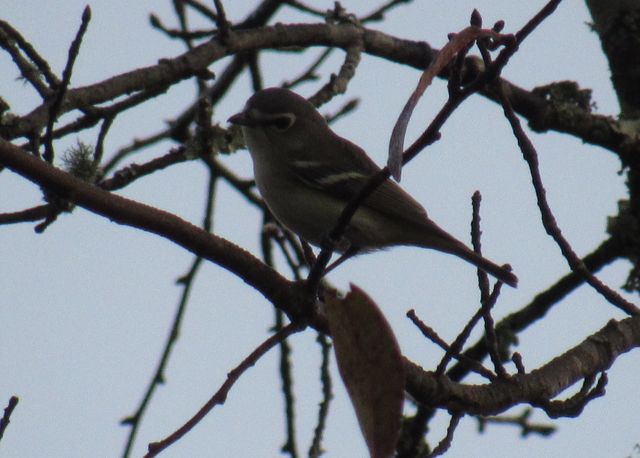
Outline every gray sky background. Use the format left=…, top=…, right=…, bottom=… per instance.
left=1, top=1, right=638, bottom=457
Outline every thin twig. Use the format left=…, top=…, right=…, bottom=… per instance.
left=447, top=236, right=625, bottom=382
left=101, top=55, right=247, bottom=174
left=120, top=164, right=218, bottom=458
left=284, top=0, right=325, bottom=18
left=324, top=98, right=359, bottom=124
left=0, top=20, right=59, bottom=88
left=515, top=0, right=562, bottom=43
left=168, top=52, right=248, bottom=144
left=182, top=0, right=219, bottom=22
left=477, top=408, right=556, bottom=437
left=213, top=158, right=263, bottom=207
left=92, top=115, right=115, bottom=168
left=99, top=147, right=189, bottom=191
left=42, top=6, right=91, bottom=163
left=308, top=333, right=333, bottom=458
left=308, top=40, right=363, bottom=108
left=407, top=310, right=495, bottom=380
left=213, top=0, right=231, bottom=42
left=470, top=192, right=492, bottom=301
left=270, top=228, right=305, bottom=280
left=435, top=284, right=502, bottom=377
left=277, top=307, right=299, bottom=458
left=496, top=81, right=639, bottom=316
left=283, top=48, right=334, bottom=89
left=533, top=372, right=608, bottom=418
left=42, top=84, right=169, bottom=149
left=470, top=192, right=508, bottom=378
left=145, top=322, right=306, bottom=457
left=150, top=14, right=214, bottom=41
left=0, top=26, right=51, bottom=98
left=0, top=205, right=50, bottom=225
left=360, top=0, right=414, bottom=23
left=261, top=215, right=300, bottom=458
left=101, top=131, right=170, bottom=176
left=0, top=396, right=19, bottom=442
left=171, top=0, right=192, bottom=49
left=248, top=51, right=263, bottom=92
left=427, top=412, right=463, bottom=458
left=480, top=282, right=507, bottom=378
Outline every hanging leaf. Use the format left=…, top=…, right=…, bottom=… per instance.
left=325, top=284, right=405, bottom=458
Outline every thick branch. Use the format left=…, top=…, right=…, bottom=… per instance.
left=587, top=0, right=640, bottom=119
left=447, top=236, right=625, bottom=381
left=0, top=139, right=301, bottom=318
left=2, top=22, right=636, bottom=168
left=406, top=316, right=640, bottom=416
left=2, top=139, right=638, bottom=421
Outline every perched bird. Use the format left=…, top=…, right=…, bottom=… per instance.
left=228, top=88, right=517, bottom=287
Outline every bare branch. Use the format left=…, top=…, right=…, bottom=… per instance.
left=0, top=139, right=302, bottom=320
left=120, top=164, right=219, bottom=458
left=406, top=316, right=640, bottom=416
left=470, top=191, right=509, bottom=379
left=477, top=408, right=556, bottom=437
left=282, top=48, right=334, bottom=89
left=496, top=81, right=639, bottom=315
left=0, top=205, right=50, bottom=226
left=0, top=396, right=19, bottom=443
left=145, top=322, right=305, bottom=457
left=427, top=412, right=462, bottom=458
left=360, top=0, right=415, bottom=23
left=212, top=0, right=231, bottom=42
left=3, top=17, right=635, bottom=171
left=0, top=26, right=51, bottom=98
left=308, top=333, right=333, bottom=458
left=42, top=6, right=92, bottom=163
left=407, top=309, right=496, bottom=381
left=447, top=237, right=625, bottom=381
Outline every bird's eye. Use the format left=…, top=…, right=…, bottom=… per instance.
left=272, top=114, right=295, bottom=131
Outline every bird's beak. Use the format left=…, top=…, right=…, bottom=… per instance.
left=228, top=110, right=254, bottom=127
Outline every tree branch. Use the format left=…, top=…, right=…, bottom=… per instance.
left=406, top=316, right=640, bottom=415
left=3, top=21, right=636, bottom=171
left=0, top=139, right=302, bottom=319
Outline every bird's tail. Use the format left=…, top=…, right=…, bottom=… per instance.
left=417, top=226, right=518, bottom=288
left=450, top=244, right=518, bottom=288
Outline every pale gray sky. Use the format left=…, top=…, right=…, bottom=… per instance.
left=1, top=1, right=637, bottom=457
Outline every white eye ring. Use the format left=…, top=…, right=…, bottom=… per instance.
left=272, top=113, right=296, bottom=131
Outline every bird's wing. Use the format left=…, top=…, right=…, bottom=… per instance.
left=285, top=136, right=431, bottom=227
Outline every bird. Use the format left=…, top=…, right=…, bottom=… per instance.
left=228, top=87, right=517, bottom=287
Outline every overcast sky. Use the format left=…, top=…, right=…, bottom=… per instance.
left=1, top=1, right=638, bottom=457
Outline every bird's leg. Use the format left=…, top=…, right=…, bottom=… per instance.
left=299, top=237, right=317, bottom=267
left=324, top=246, right=360, bottom=274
